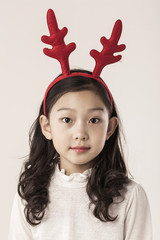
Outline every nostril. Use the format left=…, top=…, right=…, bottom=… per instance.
left=75, top=136, right=86, bottom=140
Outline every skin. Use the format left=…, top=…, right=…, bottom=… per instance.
left=40, top=90, right=118, bottom=176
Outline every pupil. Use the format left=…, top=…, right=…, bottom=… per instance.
left=65, top=118, right=70, bottom=123
left=91, top=118, right=96, bottom=123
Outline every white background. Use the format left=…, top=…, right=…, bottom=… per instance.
left=0, top=0, right=160, bottom=239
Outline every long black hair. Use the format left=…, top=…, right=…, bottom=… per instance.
left=18, top=69, right=129, bottom=226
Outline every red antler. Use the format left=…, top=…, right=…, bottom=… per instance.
left=41, top=9, right=76, bottom=76
left=90, top=20, right=126, bottom=78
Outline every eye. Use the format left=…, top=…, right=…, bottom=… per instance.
left=89, top=118, right=100, bottom=124
left=62, top=117, right=72, bottom=123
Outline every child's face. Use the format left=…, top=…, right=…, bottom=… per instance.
left=40, top=90, right=118, bottom=175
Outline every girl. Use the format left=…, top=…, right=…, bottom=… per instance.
left=8, top=9, right=152, bottom=240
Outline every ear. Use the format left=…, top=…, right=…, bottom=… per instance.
left=106, top=117, right=119, bottom=140
left=39, top=115, right=52, bottom=140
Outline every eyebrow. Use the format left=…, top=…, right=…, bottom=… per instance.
left=57, top=107, right=105, bottom=112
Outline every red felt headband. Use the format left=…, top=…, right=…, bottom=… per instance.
left=41, top=9, right=126, bottom=116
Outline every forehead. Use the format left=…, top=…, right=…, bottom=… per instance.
left=53, top=90, right=106, bottom=109
left=49, top=90, right=109, bottom=119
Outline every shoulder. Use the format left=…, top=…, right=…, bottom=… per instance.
left=10, top=192, right=29, bottom=223
left=119, top=179, right=151, bottom=215
left=13, top=191, right=26, bottom=208
left=111, top=179, right=152, bottom=228
left=124, top=179, right=148, bottom=202
left=119, top=180, right=152, bottom=239
left=111, top=179, right=150, bottom=215
left=8, top=192, right=32, bottom=239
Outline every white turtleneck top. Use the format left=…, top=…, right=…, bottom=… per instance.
left=8, top=164, right=152, bottom=240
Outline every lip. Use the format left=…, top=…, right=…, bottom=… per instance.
left=71, top=146, right=90, bottom=153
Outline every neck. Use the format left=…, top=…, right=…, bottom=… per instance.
left=59, top=160, right=92, bottom=176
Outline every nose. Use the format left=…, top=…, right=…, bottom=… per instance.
left=73, top=121, right=89, bottom=141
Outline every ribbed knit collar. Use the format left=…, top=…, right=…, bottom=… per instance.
left=52, top=163, right=92, bottom=188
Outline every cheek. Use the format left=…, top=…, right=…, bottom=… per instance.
left=50, top=123, right=69, bottom=144
left=92, top=127, right=107, bottom=143
left=50, top=120, right=63, bottom=135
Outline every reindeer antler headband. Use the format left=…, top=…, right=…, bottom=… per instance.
left=42, top=9, right=126, bottom=116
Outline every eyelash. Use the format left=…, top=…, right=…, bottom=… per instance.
left=61, top=117, right=100, bottom=124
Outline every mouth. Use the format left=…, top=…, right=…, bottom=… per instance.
left=70, top=146, right=90, bottom=153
